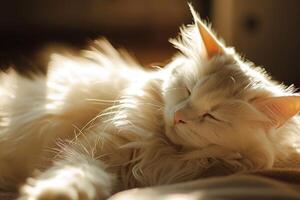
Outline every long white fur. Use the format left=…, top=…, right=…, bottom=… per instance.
left=0, top=7, right=299, bottom=200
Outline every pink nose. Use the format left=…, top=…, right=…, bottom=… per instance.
left=174, top=111, right=186, bottom=125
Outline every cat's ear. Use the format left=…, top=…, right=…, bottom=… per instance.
left=189, top=4, right=225, bottom=58
left=253, top=95, right=300, bottom=128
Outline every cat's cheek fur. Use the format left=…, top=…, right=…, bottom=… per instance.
left=223, top=126, right=275, bottom=170
left=188, top=121, right=275, bottom=169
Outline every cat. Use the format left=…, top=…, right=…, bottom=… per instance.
left=0, top=4, right=300, bottom=200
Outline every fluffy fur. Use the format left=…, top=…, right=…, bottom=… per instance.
left=0, top=6, right=300, bottom=200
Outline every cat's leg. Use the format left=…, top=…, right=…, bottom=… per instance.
left=19, top=150, right=113, bottom=200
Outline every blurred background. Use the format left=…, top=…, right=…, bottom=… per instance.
left=0, top=0, right=299, bottom=86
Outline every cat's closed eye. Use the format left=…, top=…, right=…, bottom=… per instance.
left=185, top=86, right=191, bottom=96
left=202, top=113, right=220, bottom=122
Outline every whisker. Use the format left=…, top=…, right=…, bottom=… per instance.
left=86, top=99, right=120, bottom=103
left=163, top=87, right=185, bottom=93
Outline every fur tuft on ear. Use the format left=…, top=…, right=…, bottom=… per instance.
left=188, top=3, right=201, bottom=22
left=253, top=95, right=300, bottom=128
left=188, top=4, right=224, bottom=58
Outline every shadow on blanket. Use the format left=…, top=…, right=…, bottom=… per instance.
left=2, top=169, right=300, bottom=200
left=110, top=169, right=300, bottom=200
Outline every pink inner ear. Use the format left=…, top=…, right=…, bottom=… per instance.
left=196, top=20, right=224, bottom=58
left=254, top=95, right=300, bottom=128
left=189, top=4, right=224, bottom=59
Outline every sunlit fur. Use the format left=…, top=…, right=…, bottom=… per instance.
left=1, top=10, right=300, bottom=200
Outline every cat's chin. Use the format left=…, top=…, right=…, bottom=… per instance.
left=164, top=125, right=184, bottom=147
left=165, top=125, right=197, bottom=149
left=165, top=125, right=214, bottom=152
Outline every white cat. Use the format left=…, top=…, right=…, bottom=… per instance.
left=0, top=5, right=299, bottom=200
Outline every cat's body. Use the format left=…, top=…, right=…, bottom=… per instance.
left=0, top=6, right=300, bottom=200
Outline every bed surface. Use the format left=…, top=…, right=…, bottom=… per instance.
left=110, top=169, right=300, bottom=200
left=2, top=169, right=300, bottom=200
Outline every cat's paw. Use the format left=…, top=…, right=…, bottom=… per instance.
left=19, top=171, right=108, bottom=200
left=20, top=180, right=82, bottom=200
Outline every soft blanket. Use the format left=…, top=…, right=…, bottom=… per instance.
left=2, top=169, right=300, bottom=200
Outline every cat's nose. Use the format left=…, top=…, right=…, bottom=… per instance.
left=174, top=111, right=186, bottom=125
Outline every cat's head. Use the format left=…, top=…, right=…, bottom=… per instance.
left=162, top=5, right=300, bottom=170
